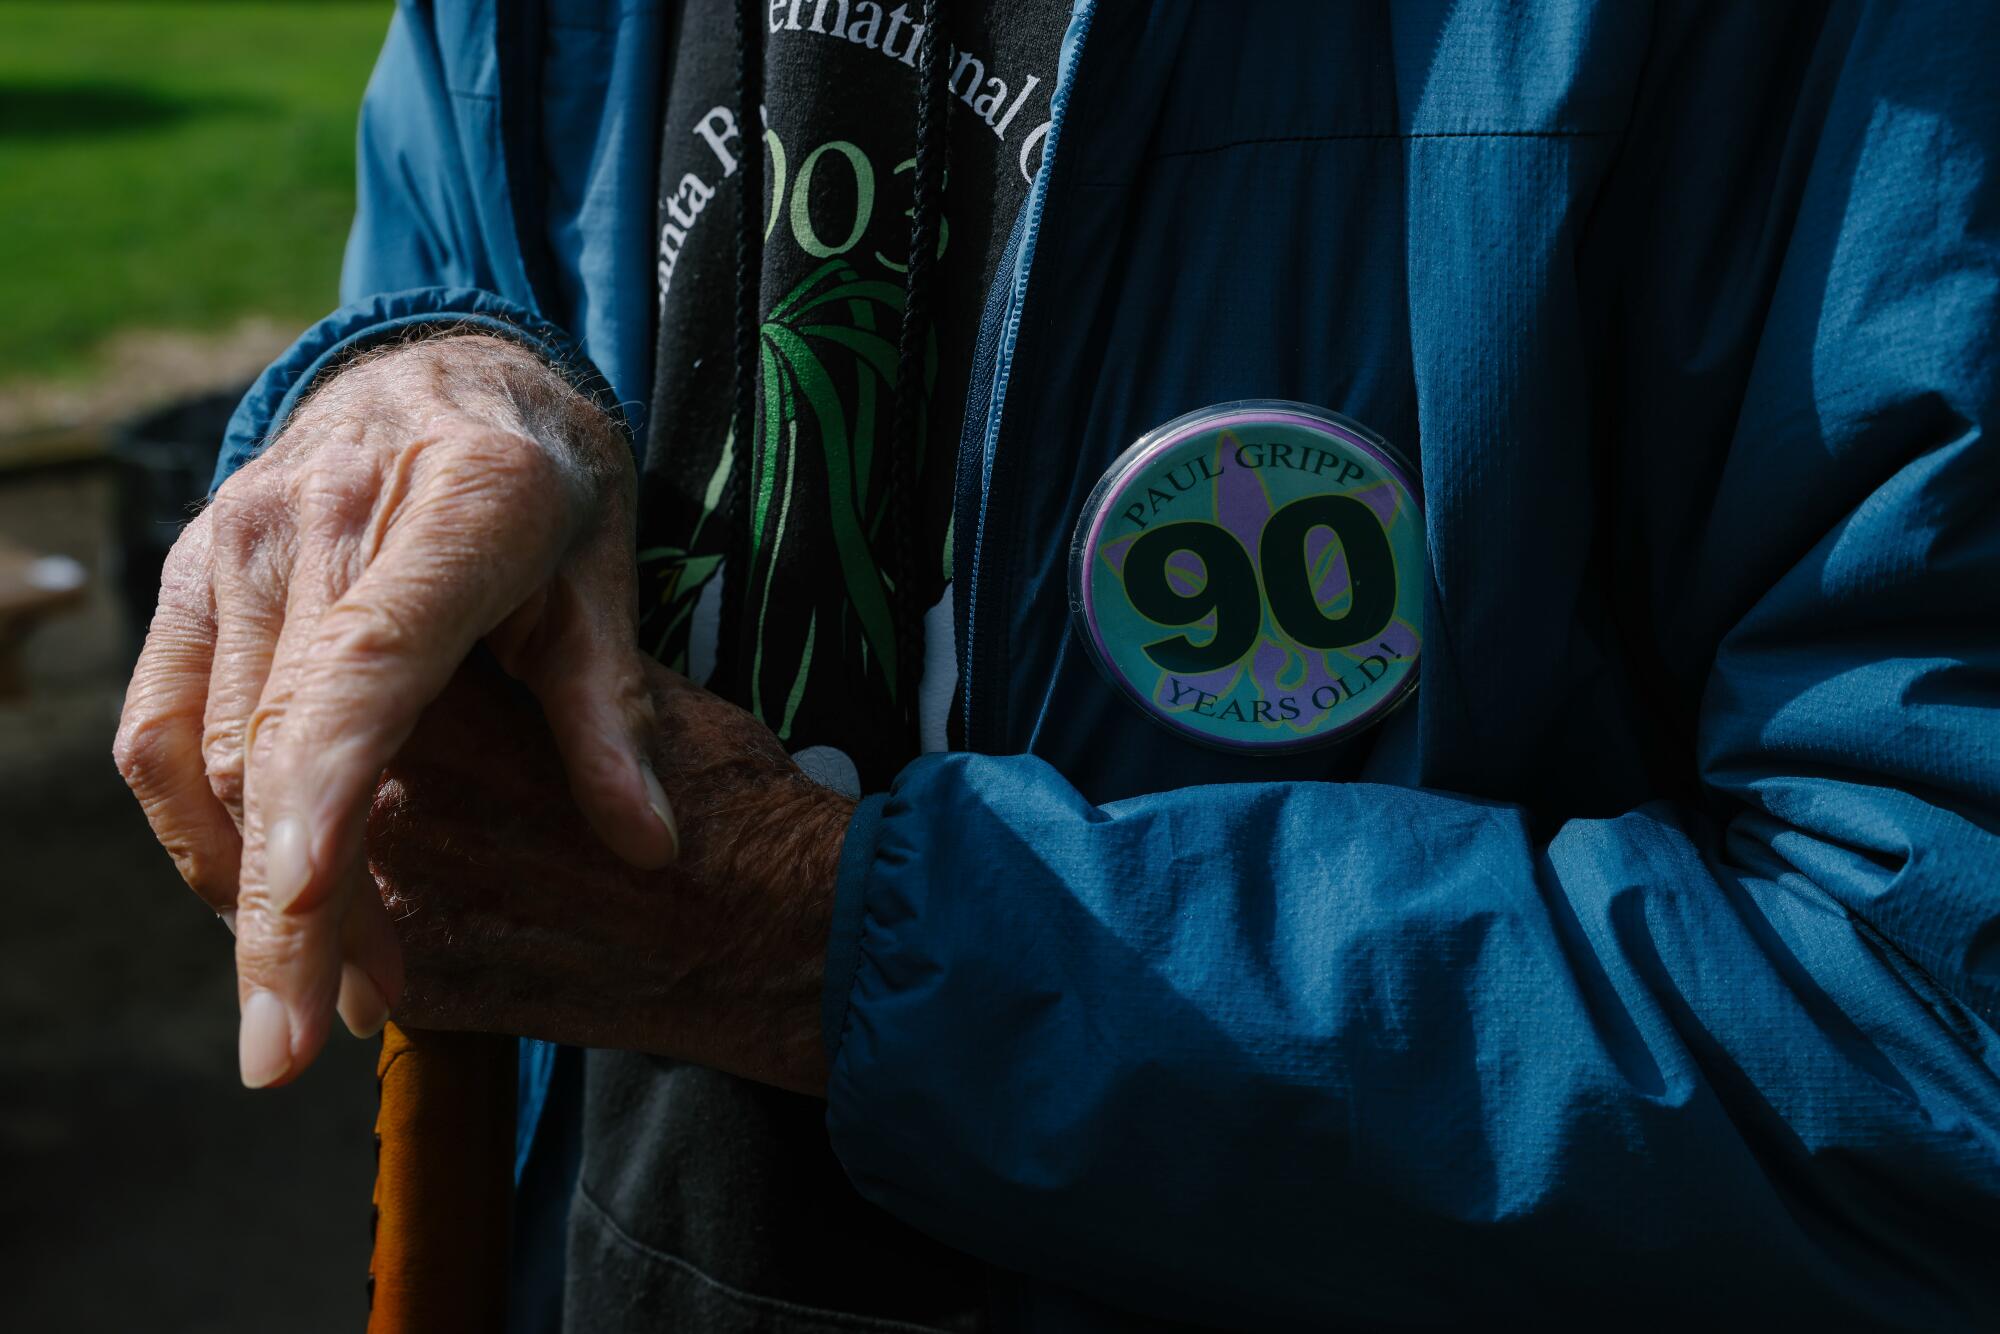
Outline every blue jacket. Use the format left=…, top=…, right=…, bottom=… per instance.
left=220, top=2, right=2000, bottom=1327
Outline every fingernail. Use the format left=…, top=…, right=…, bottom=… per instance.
left=266, top=816, right=311, bottom=910
left=239, top=990, right=292, bottom=1089
left=336, top=962, right=390, bottom=1040
left=641, top=761, right=679, bottom=857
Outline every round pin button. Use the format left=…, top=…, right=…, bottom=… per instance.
left=1069, top=401, right=1424, bottom=753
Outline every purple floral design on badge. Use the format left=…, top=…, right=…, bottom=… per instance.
left=1078, top=406, right=1424, bottom=753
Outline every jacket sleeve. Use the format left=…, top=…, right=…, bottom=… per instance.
left=821, top=14, right=2000, bottom=1331
left=212, top=6, right=616, bottom=492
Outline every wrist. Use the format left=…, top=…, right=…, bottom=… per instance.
left=679, top=776, right=851, bottom=1095
left=748, top=782, right=852, bottom=1095
left=280, top=333, right=626, bottom=483
left=646, top=702, right=852, bottom=1092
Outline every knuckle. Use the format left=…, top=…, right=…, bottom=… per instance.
left=503, top=433, right=567, bottom=490
left=291, top=454, right=378, bottom=533
left=207, top=493, right=270, bottom=576
left=209, top=460, right=268, bottom=514
left=315, top=595, right=420, bottom=668
left=240, top=699, right=288, bottom=770
left=112, top=724, right=240, bottom=903
left=199, top=715, right=242, bottom=769
left=113, top=698, right=201, bottom=795
left=168, top=829, right=238, bottom=906
left=209, top=458, right=259, bottom=503
left=111, top=712, right=170, bottom=790
left=148, top=532, right=218, bottom=633
left=233, top=916, right=311, bottom=980
left=159, top=513, right=214, bottom=585
left=434, top=431, right=571, bottom=518
left=207, top=770, right=244, bottom=817
left=200, top=724, right=245, bottom=807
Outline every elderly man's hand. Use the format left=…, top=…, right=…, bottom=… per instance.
left=114, top=335, right=678, bottom=1088
left=372, top=653, right=846, bottom=1096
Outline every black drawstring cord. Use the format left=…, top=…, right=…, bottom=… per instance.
left=893, top=0, right=948, bottom=740
left=730, top=0, right=765, bottom=704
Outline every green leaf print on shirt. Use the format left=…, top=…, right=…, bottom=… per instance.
left=639, top=257, right=937, bottom=715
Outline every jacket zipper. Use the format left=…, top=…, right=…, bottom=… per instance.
left=959, top=0, right=1097, bottom=754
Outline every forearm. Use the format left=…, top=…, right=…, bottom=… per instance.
left=652, top=762, right=849, bottom=1096
left=823, top=754, right=2000, bottom=1326
left=635, top=654, right=851, bottom=1093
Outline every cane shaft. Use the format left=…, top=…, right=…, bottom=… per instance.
left=368, top=1024, right=516, bottom=1334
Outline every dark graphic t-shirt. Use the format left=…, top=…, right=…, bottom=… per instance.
left=638, top=0, right=1064, bottom=794
left=569, top=6, right=1066, bottom=1332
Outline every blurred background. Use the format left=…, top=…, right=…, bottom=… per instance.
left=1, top=3, right=394, bottom=1328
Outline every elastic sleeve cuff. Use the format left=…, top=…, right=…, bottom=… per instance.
left=822, top=791, right=889, bottom=1068
left=212, top=286, right=627, bottom=492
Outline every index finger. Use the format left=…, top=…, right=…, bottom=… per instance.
left=231, top=433, right=580, bottom=1085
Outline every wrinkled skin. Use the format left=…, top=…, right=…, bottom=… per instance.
left=374, top=653, right=844, bottom=1096
left=113, top=333, right=832, bottom=1091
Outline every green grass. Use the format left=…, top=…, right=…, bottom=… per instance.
left=0, top=1, right=390, bottom=383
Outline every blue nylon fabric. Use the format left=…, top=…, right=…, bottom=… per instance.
left=211, top=0, right=2000, bottom=1325
left=829, top=2, right=2000, bottom=1326
left=337, top=2, right=529, bottom=306
left=336, top=1, right=661, bottom=447
left=822, top=793, right=889, bottom=1066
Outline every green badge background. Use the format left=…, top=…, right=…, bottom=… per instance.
left=1075, top=408, right=1424, bottom=752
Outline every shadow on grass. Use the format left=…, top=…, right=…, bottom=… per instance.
left=0, top=80, right=271, bottom=139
